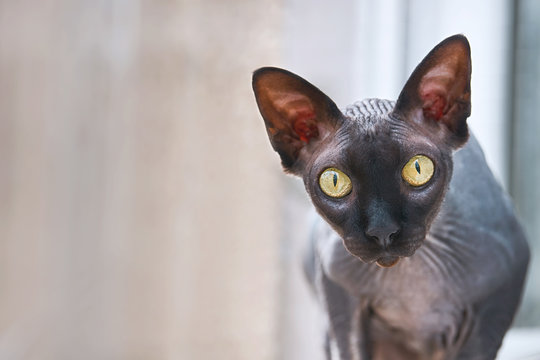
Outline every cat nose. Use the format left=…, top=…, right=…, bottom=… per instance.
left=365, top=223, right=400, bottom=248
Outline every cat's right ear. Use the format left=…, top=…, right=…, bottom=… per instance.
left=252, top=67, right=343, bottom=174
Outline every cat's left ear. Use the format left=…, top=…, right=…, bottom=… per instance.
left=392, top=35, right=472, bottom=148
left=252, top=67, right=343, bottom=174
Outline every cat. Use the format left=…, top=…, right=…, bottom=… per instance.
left=252, top=35, right=529, bottom=359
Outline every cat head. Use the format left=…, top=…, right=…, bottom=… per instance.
left=252, top=35, right=471, bottom=267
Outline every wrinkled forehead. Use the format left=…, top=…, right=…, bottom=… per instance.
left=342, top=98, right=395, bottom=118
left=339, top=98, right=398, bottom=150
left=337, top=99, right=440, bottom=171
left=341, top=98, right=395, bottom=136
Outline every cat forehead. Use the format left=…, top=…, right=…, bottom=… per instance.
left=341, top=98, right=396, bottom=136
left=334, top=98, right=439, bottom=159
left=343, top=98, right=395, bottom=118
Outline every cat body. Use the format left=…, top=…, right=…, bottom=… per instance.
left=252, top=35, right=529, bottom=359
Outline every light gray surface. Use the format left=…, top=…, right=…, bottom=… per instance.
left=498, top=328, right=540, bottom=360
left=510, top=0, right=540, bottom=326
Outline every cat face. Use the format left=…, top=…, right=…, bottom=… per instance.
left=253, top=35, right=471, bottom=267
left=302, top=102, right=454, bottom=266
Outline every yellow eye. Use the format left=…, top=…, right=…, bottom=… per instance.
left=402, top=155, right=434, bottom=186
left=319, top=168, right=352, bottom=198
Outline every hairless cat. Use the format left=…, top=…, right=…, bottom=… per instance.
left=252, top=35, right=529, bottom=359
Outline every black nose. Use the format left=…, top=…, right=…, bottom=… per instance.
left=365, top=223, right=400, bottom=248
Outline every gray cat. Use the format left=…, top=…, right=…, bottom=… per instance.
left=252, top=35, right=529, bottom=359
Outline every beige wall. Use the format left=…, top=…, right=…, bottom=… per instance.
left=0, top=1, right=284, bottom=359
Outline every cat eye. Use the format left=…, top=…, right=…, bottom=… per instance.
left=402, top=155, right=434, bottom=186
left=319, top=168, right=352, bottom=198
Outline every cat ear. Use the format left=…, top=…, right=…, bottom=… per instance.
left=392, top=35, right=472, bottom=148
left=252, top=67, right=343, bottom=174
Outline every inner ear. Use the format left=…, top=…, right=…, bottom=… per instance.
left=252, top=67, right=342, bottom=173
left=265, top=91, right=319, bottom=143
left=393, top=35, right=472, bottom=146
left=420, top=70, right=457, bottom=121
left=418, top=48, right=471, bottom=126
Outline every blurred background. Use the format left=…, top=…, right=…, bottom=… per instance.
left=0, top=0, right=539, bottom=359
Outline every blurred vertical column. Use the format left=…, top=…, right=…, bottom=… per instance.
left=0, top=0, right=283, bottom=359
left=172, top=1, right=282, bottom=359
left=510, top=0, right=540, bottom=327
left=350, top=0, right=409, bottom=102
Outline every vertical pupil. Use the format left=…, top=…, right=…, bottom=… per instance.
left=333, top=173, right=338, bottom=187
left=415, top=160, right=421, bottom=174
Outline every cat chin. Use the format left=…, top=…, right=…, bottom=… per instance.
left=375, top=256, right=400, bottom=268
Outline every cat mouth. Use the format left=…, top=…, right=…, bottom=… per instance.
left=375, top=256, right=400, bottom=268
left=343, top=235, right=424, bottom=266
